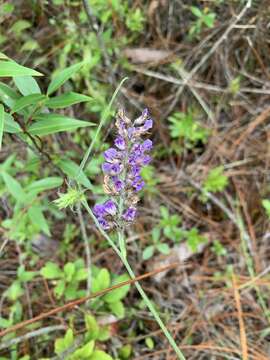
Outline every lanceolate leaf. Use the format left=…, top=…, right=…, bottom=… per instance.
left=57, top=158, right=93, bottom=189
left=45, top=92, right=92, bottom=109
left=27, top=177, right=63, bottom=194
left=0, top=82, right=20, bottom=108
left=0, top=104, right=4, bottom=149
left=47, top=62, right=84, bottom=95
left=14, top=76, right=41, bottom=95
left=28, top=114, right=94, bottom=136
left=28, top=205, right=51, bottom=236
left=0, top=60, right=43, bottom=77
left=3, top=112, right=22, bottom=133
left=12, top=94, right=47, bottom=114
left=1, top=171, right=26, bottom=201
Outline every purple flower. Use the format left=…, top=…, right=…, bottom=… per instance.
left=142, top=155, right=152, bottom=165
left=112, top=176, right=124, bottom=192
left=93, top=203, right=106, bottom=218
left=143, top=119, right=153, bottom=131
left=103, top=148, right=118, bottom=162
left=123, top=207, right=137, bottom=221
left=102, top=162, right=122, bottom=175
left=98, top=217, right=111, bottom=230
left=141, top=139, right=152, bottom=152
left=134, top=108, right=149, bottom=125
left=131, top=165, right=140, bottom=177
left=132, top=176, right=145, bottom=192
left=114, top=136, right=126, bottom=150
left=103, top=200, right=117, bottom=215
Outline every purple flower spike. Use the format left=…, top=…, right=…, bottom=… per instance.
left=114, top=136, right=126, bottom=150
left=123, top=207, right=137, bottom=222
left=104, top=148, right=118, bottom=162
left=104, top=200, right=117, bottom=215
left=93, top=108, right=153, bottom=231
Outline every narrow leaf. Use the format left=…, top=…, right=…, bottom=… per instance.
left=3, top=112, right=22, bottom=133
left=47, top=62, right=84, bottom=95
left=14, top=76, right=41, bottom=95
left=45, top=92, right=92, bottom=109
left=1, top=171, right=26, bottom=201
left=26, top=177, right=63, bottom=193
left=57, top=158, right=92, bottom=189
left=28, top=205, right=51, bottom=236
left=28, top=114, right=94, bottom=136
left=0, top=104, right=4, bottom=149
left=12, top=94, right=46, bottom=113
left=0, top=61, right=43, bottom=77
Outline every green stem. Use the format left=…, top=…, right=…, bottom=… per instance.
left=82, top=200, right=186, bottom=360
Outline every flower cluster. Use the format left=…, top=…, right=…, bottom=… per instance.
left=93, top=108, right=153, bottom=230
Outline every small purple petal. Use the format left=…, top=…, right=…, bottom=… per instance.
left=112, top=176, right=124, bottom=192
left=132, top=176, right=145, bottom=192
left=102, top=162, right=112, bottom=173
left=98, top=217, right=111, bottom=230
left=123, top=207, right=137, bottom=222
left=93, top=203, right=106, bottom=217
left=127, top=127, right=136, bottom=139
left=142, top=155, right=152, bottom=165
left=131, top=165, right=141, bottom=176
left=103, top=148, right=118, bottom=162
left=143, top=119, right=153, bottom=131
left=141, top=139, right=152, bottom=152
left=114, top=136, right=126, bottom=150
left=104, top=200, right=117, bottom=215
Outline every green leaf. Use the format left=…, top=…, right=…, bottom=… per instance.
left=262, top=199, right=270, bottom=218
left=14, top=76, right=41, bottom=95
left=142, top=245, right=154, bottom=260
left=0, top=104, right=4, bottom=149
left=203, top=166, right=228, bottom=193
left=57, top=158, right=92, bottom=189
left=73, top=268, right=87, bottom=281
left=40, top=262, right=62, bottom=279
left=71, top=340, right=95, bottom=359
left=55, top=328, right=74, bottom=355
left=26, top=177, right=63, bottom=194
left=92, top=268, right=110, bottom=293
left=90, top=350, right=113, bottom=360
left=3, top=112, right=21, bottom=133
left=103, top=274, right=130, bottom=303
left=108, top=300, right=125, bottom=318
left=54, top=279, right=66, bottom=298
left=156, top=243, right=170, bottom=255
left=0, top=52, right=9, bottom=60
left=18, top=265, right=37, bottom=282
left=1, top=171, right=26, bottom=201
left=10, top=20, right=31, bottom=35
left=0, top=60, right=42, bottom=77
left=11, top=94, right=46, bottom=113
left=145, top=337, right=154, bottom=350
left=6, top=281, right=24, bottom=301
left=47, top=62, right=84, bottom=95
left=0, top=81, right=20, bottom=108
left=46, top=92, right=92, bottom=109
left=203, top=13, right=216, bottom=28
left=28, top=114, right=93, bottom=136
left=64, top=262, right=75, bottom=282
left=0, top=317, right=12, bottom=329
left=85, top=314, right=100, bottom=340
left=191, top=6, right=202, bottom=18
left=28, top=205, right=51, bottom=236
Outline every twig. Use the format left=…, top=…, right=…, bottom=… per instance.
left=0, top=325, right=65, bottom=350
left=232, top=273, right=248, bottom=360
left=0, top=262, right=180, bottom=338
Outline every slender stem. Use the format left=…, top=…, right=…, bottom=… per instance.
left=82, top=200, right=186, bottom=360
left=75, top=77, right=128, bottom=182
left=76, top=203, right=91, bottom=295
